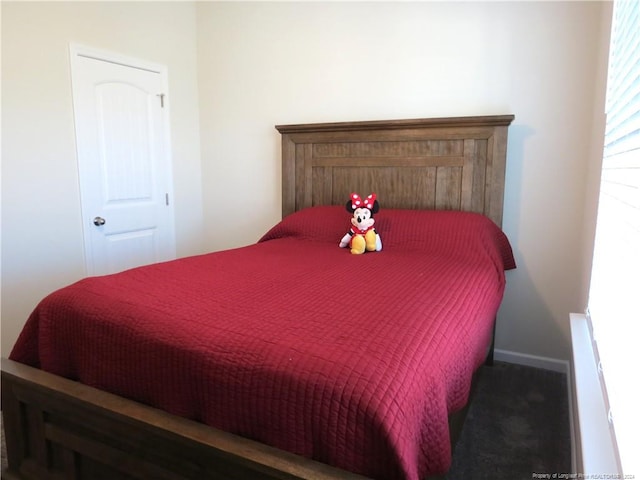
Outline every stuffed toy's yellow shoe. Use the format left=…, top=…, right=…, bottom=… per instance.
left=350, top=235, right=366, bottom=255
left=365, top=230, right=377, bottom=251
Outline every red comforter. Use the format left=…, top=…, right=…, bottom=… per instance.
left=10, top=207, right=515, bottom=480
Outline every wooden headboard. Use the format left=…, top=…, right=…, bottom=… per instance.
left=276, top=115, right=514, bottom=226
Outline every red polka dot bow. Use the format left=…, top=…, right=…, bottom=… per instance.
left=351, top=193, right=376, bottom=210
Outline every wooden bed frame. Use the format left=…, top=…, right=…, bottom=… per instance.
left=1, top=114, right=514, bottom=480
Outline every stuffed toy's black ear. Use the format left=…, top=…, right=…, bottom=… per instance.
left=370, top=200, right=380, bottom=215
left=345, top=200, right=355, bottom=213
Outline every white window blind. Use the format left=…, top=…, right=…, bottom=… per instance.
left=587, top=0, right=639, bottom=476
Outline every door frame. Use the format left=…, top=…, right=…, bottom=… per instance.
left=69, top=43, right=176, bottom=275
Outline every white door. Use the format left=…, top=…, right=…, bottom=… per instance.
left=70, top=45, right=176, bottom=276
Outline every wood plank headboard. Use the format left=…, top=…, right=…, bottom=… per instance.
left=276, top=115, right=514, bottom=226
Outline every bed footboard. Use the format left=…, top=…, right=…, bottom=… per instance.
left=1, top=358, right=367, bottom=480
left=1, top=357, right=482, bottom=480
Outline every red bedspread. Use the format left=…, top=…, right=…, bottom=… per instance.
left=10, top=207, right=515, bottom=480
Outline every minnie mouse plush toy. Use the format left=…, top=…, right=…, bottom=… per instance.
left=339, top=193, right=383, bottom=255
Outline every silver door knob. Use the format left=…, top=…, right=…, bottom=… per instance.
left=93, top=216, right=106, bottom=226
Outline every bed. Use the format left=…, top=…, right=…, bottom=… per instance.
left=2, top=114, right=515, bottom=480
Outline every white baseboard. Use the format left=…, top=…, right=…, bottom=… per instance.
left=494, top=348, right=569, bottom=373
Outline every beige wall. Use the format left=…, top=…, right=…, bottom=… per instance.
left=1, top=2, right=204, bottom=355
left=2, top=1, right=611, bottom=363
left=196, top=1, right=610, bottom=361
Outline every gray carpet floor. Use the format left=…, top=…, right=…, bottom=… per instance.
left=1, top=361, right=570, bottom=479
left=446, top=361, right=571, bottom=479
